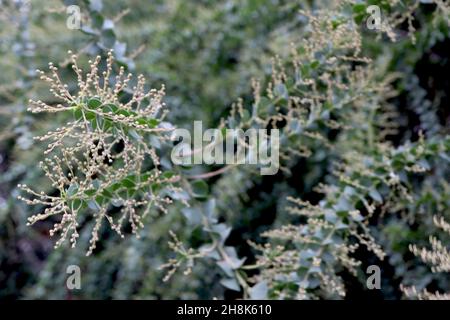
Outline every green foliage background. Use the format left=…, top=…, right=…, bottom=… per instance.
left=0, top=0, right=449, bottom=299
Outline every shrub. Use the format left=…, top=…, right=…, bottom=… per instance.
left=0, top=0, right=449, bottom=300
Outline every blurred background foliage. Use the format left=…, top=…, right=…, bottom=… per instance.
left=0, top=0, right=449, bottom=299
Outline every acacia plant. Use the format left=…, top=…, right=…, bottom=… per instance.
left=19, top=51, right=181, bottom=255
left=1, top=0, right=449, bottom=300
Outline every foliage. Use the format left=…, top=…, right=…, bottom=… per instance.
left=0, top=0, right=449, bottom=300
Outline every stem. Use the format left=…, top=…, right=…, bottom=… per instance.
left=187, top=165, right=235, bottom=180
left=298, top=227, right=336, bottom=290
left=367, top=105, right=376, bottom=150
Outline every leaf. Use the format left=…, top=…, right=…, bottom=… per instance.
left=102, top=119, right=113, bottom=131
left=250, top=281, right=268, bottom=299
left=115, top=109, right=131, bottom=117
left=256, top=97, right=271, bottom=117
left=80, top=26, right=98, bottom=36
left=369, top=188, right=382, bottom=203
left=223, top=246, right=246, bottom=269
left=113, top=41, right=127, bottom=59
left=333, top=196, right=353, bottom=212
left=69, top=199, right=83, bottom=211
left=211, top=223, right=232, bottom=243
left=203, top=199, right=217, bottom=222
left=110, top=182, right=122, bottom=192
left=417, top=159, right=430, bottom=170
left=88, top=98, right=102, bottom=109
left=95, top=195, right=105, bottom=205
left=151, top=183, right=161, bottom=194
left=89, top=0, right=103, bottom=12
left=66, top=184, right=79, bottom=197
left=191, top=180, right=209, bottom=199
left=90, top=11, right=104, bottom=30
left=170, top=190, right=190, bottom=201
left=102, top=103, right=119, bottom=114
left=296, top=279, right=309, bottom=289
left=352, top=4, right=366, bottom=15
left=100, top=29, right=116, bottom=48
left=139, top=172, right=152, bottom=182
left=274, top=83, right=288, bottom=99
left=349, top=210, right=364, bottom=222
left=199, top=244, right=220, bottom=260
left=220, top=278, right=241, bottom=292
left=241, top=109, right=250, bottom=122
left=85, top=111, right=96, bottom=121
left=111, top=199, right=123, bottom=207
left=84, top=189, right=97, bottom=197
left=92, top=179, right=101, bottom=190
left=217, top=260, right=234, bottom=277
left=147, top=118, right=159, bottom=128
left=352, top=4, right=367, bottom=24
left=310, top=60, right=320, bottom=70
left=122, top=177, right=136, bottom=189
left=161, top=171, right=176, bottom=180
left=129, top=129, right=141, bottom=140
left=325, top=210, right=338, bottom=223
left=336, top=220, right=349, bottom=230
left=73, top=108, right=83, bottom=121
left=101, top=188, right=113, bottom=199
left=88, top=200, right=101, bottom=211
left=299, top=249, right=317, bottom=261
left=182, top=208, right=202, bottom=225
left=102, top=19, right=114, bottom=30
